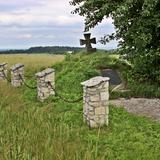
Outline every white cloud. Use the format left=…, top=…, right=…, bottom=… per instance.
left=0, top=0, right=83, bottom=27
left=0, top=0, right=117, bottom=49
left=17, top=34, right=32, bottom=39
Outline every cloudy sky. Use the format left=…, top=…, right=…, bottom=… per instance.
left=0, top=0, right=117, bottom=49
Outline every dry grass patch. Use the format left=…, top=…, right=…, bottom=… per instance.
left=0, top=54, right=64, bottom=71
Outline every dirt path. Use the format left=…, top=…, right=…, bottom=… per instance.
left=110, top=98, right=160, bottom=121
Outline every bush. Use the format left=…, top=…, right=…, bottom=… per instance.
left=131, top=50, right=160, bottom=83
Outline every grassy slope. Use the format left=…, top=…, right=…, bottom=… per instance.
left=0, top=52, right=160, bottom=159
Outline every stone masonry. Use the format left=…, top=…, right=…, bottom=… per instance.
left=81, top=76, right=110, bottom=128
left=0, top=63, right=7, bottom=81
left=35, top=68, right=55, bottom=102
left=10, top=64, right=24, bottom=87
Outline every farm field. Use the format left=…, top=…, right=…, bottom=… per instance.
left=0, top=54, right=64, bottom=71
left=0, top=52, right=160, bottom=160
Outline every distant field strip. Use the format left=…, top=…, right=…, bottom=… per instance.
left=0, top=54, right=64, bottom=71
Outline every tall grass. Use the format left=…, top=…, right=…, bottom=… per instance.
left=0, top=54, right=64, bottom=72
left=0, top=53, right=160, bottom=159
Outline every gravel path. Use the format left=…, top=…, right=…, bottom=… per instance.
left=110, top=98, right=160, bottom=121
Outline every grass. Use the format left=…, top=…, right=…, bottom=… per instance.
left=0, top=54, right=64, bottom=72
left=0, top=52, right=160, bottom=159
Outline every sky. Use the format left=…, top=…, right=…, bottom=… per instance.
left=0, top=0, right=117, bottom=50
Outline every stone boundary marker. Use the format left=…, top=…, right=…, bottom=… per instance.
left=10, top=63, right=24, bottom=87
left=35, top=68, right=55, bottom=102
left=0, top=62, right=111, bottom=129
left=81, top=76, right=110, bottom=128
left=0, top=63, right=7, bottom=81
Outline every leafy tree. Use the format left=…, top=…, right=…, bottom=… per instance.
left=70, top=0, right=160, bottom=83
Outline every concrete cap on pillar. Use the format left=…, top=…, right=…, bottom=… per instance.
left=0, top=62, right=7, bottom=67
left=10, top=63, right=24, bottom=71
left=35, top=68, right=55, bottom=78
left=81, top=76, right=110, bottom=87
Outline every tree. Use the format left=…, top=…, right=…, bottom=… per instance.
left=70, top=0, right=160, bottom=83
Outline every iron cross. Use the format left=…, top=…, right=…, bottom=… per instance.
left=80, top=33, right=96, bottom=53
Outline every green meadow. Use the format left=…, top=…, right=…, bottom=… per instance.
left=0, top=52, right=160, bottom=160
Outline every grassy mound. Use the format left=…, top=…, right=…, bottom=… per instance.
left=0, top=52, right=160, bottom=159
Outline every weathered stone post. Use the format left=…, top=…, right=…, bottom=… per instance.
left=0, top=63, right=8, bottom=81
left=35, top=68, right=55, bottom=102
left=10, top=64, right=24, bottom=87
left=81, top=76, right=110, bottom=128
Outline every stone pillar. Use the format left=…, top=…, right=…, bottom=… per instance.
left=81, top=76, right=110, bottom=128
left=10, top=64, right=24, bottom=87
left=0, top=63, right=7, bottom=81
left=35, top=68, right=55, bottom=102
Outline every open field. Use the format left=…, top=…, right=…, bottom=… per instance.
left=0, top=53, right=160, bottom=159
left=0, top=54, right=64, bottom=71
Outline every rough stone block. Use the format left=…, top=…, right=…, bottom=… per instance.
left=36, top=68, right=55, bottom=102
left=10, top=63, right=24, bottom=87
left=100, top=92, right=109, bottom=101
left=90, top=95, right=99, bottom=102
left=95, top=107, right=106, bottom=115
left=81, top=76, right=110, bottom=128
left=0, top=63, right=8, bottom=81
left=89, top=120, right=97, bottom=128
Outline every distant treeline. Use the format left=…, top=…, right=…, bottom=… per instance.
left=0, top=46, right=84, bottom=54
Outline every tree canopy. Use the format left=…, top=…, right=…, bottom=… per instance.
left=70, top=0, right=160, bottom=83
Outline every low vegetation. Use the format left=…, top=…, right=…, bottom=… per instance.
left=0, top=54, right=64, bottom=72
left=0, top=52, right=160, bottom=159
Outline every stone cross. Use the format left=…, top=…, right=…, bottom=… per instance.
left=0, top=63, right=8, bottom=81
left=81, top=76, right=110, bottom=128
left=35, top=68, right=55, bottom=102
left=80, top=33, right=96, bottom=53
left=10, top=64, right=24, bottom=87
